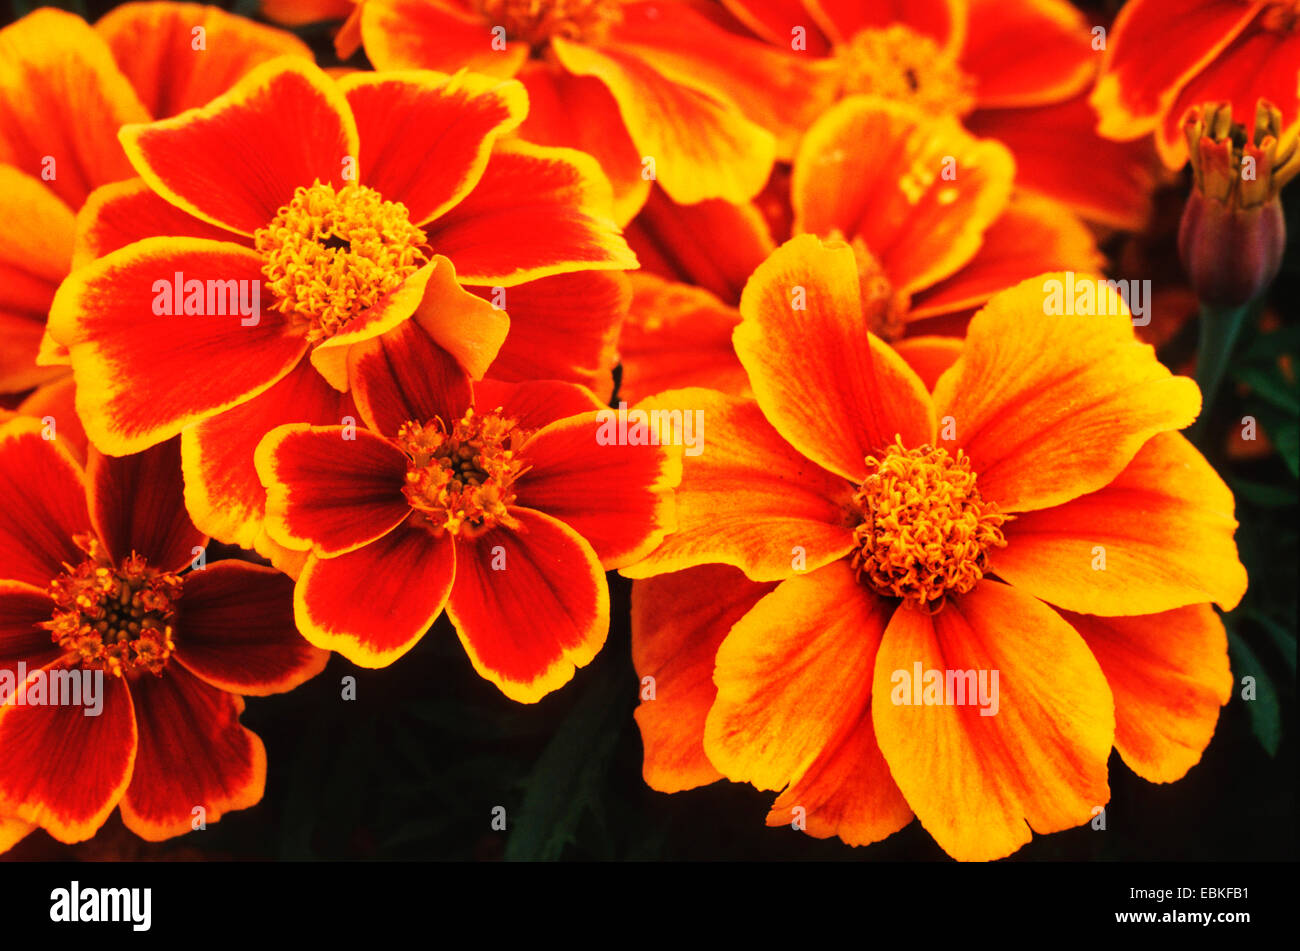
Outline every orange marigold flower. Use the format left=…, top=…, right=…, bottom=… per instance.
left=619, top=96, right=1104, bottom=401
left=254, top=319, right=680, bottom=701
left=0, top=417, right=328, bottom=849
left=0, top=3, right=313, bottom=397
left=719, top=0, right=1162, bottom=229
left=1092, top=0, right=1300, bottom=169
left=624, top=236, right=1247, bottom=861
left=46, top=58, right=636, bottom=571
left=344, top=0, right=828, bottom=221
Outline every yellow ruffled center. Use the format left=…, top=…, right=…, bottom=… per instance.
left=397, top=409, right=531, bottom=536
left=479, top=0, right=624, bottom=48
left=43, top=535, right=182, bottom=677
left=850, top=439, right=1009, bottom=609
left=835, top=25, right=976, bottom=116
left=255, top=181, right=428, bottom=344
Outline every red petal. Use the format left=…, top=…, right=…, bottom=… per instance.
left=175, top=561, right=328, bottom=696
left=348, top=318, right=473, bottom=439
left=0, top=418, right=90, bottom=589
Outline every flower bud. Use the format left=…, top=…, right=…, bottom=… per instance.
left=1178, top=100, right=1297, bottom=307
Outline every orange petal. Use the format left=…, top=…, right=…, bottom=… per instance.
left=96, top=2, right=314, bottom=119
left=0, top=8, right=148, bottom=209
left=1090, top=0, right=1259, bottom=139
left=0, top=816, right=34, bottom=854
left=517, top=61, right=651, bottom=224
left=119, top=664, right=264, bottom=841
left=631, top=565, right=776, bottom=792
left=447, top=507, right=608, bottom=703
left=735, top=234, right=935, bottom=481
left=360, top=0, right=530, bottom=77
left=340, top=69, right=527, bottom=225
left=119, top=58, right=359, bottom=236
left=720, top=0, right=833, bottom=55
left=49, top=237, right=309, bottom=455
left=617, top=273, right=748, bottom=405
left=960, top=0, right=1093, bottom=109
left=15, top=377, right=85, bottom=466
left=872, top=581, right=1114, bottom=861
left=514, top=411, right=681, bottom=569
left=0, top=417, right=90, bottom=589
left=619, top=389, right=856, bottom=583
left=994, top=431, right=1248, bottom=615
left=550, top=36, right=776, bottom=205
left=812, top=0, right=962, bottom=52
left=792, top=96, right=1015, bottom=295
left=703, top=560, right=893, bottom=792
left=1064, top=605, right=1231, bottom=784
left=480, top=271, right=628, bottom=400
left=423, top=139, right=637, bottom=285
left=263, top=0, right=356, bottom=26
left=892, top=336, right=963, bottom=392
left=932, top=274, right=1202, bottom=512
left=968, top=94, right=1163, bottom=232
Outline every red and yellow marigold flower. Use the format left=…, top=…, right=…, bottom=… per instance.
left=342, top=0, right=827, bottom=221
left=0, top=416, right=327, bottom=850
left=625, top=235, right=1247, bottom=861
left=619, top=95, right=1104, bottom=402
left=254, top=318, right=679, bottom=701
left=1092, top=0, right=1300, bottom=168
left=717, top=0, right=1162, bottom=230
left=48, top=57, right=636, bottom=572
left=0, top=3, right=312, bottom=400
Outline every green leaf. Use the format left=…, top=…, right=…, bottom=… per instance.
left=1229, top=476, right=1297, bottom=508
left=1227, top=628, right=1282, bottom=757
left=1234, top=365, right=1300, bottom=416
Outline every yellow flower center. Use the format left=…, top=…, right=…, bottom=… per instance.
left=478, top=0, right=624, bottom=49
left=43, top=535, right=182, bottom=677
left=850, top=439, right=1009, bottom=609
left=835, top=25, right=976, bottom=116
left=397, top=409, right=531, bottom=536
left=1184, top=100, right=1300, bottom=209
left=255, top=181, right=428, bottom=344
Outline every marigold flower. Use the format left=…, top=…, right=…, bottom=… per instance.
left=0, top=3, right=313, bottom=397
left=342, top=0, right=827, bottom=220
left=0, top=417, right=327, bottom=849
left=719, top=0, right=1161, bottom=229
left=619, top=95, right=1104, bottom=401
left=1179, top=99, right=1298, bottom=306
left=625, top=236, right=1247, bottom=861
left=1092, top=0, right=1300, bottom=168
left=47, top=58, right=636, bottom=572
left=254, top=319, right=679, bottom=701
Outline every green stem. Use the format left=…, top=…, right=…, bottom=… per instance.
left=1189, top=298, right=1257, bottom=445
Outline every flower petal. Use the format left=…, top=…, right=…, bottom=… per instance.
left=119, top=663, right=264, bottom=841
left=424, top=138, right=637, bottom=285
left=175, top=561, right=329, bottom=696
left=119, top=58, right=359, bottom=235
left=735, top=234, right=935, bottom=482
left=631, top=565, right=776, bottom=792
left=960, top=0, right=1093, bottom=109
left=0, top=581, right=60, bottom=672
left=704, top=560, right=894, bottom=792
left=257, top=424, right=410, bottom=557
left=479, top=270, right=628, bottom=399
left=872, top=581, right=1114, bottom=861
left=0, top=8, right=148, bottom=209
left=514, top=412, right=681, bottom=569
left=447, top=506, right=608, bottom=703
left=813, top=0, right=961, bottom=51
left=347, top=317, right=474, bottom=439
left=621, top=389, right=856, bottom=582
left=294, top=522, right=455, bottom=667
left=96, top=2, right=314, bottom=119
left=360, top=0, right=530, bottom=77
left=0, top=816, right=34, bottom=853
left=0, top=664, right=136, bottom=843
left=49, top=237, right=309, bottom=454
left=933, top=274, right=1202, bottom=512
left=994, top=432, right=1248, bottom=615
left=792, top=96, right=1014, bottom=295
left=341, top=68, right=527, bottom=225
left=617, top=273, right=748, bottom=405
left=892, top=336, right=964, bottom=392
left=87, top=437, right=203, bottom=573
left=550, top=36, right=776, bottom=205
left=182, top=360, right=355, bottom=558
left=0, top=418, right=90, bottom=589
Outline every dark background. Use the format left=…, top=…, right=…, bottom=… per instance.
left=1, top=0, right=1294, bottom=861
